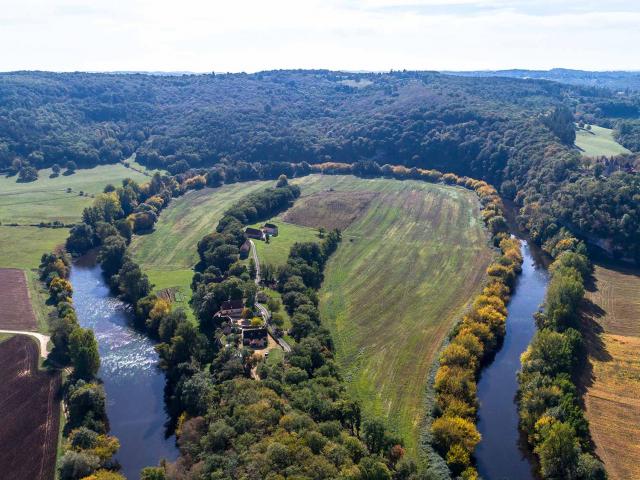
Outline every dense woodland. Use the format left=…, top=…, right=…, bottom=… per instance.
left=1, top=70, right=638, bottom=262
left=448, top=69, right=640, bottom=92
left=9, top=70, right=639, bottom=479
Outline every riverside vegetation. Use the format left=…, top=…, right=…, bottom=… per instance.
left=517, top=238, right=605, bottom=479
left=39, top=251, right=122, bottom=480
left=6, top=69, right=639, bottom=479
left=43, top=161, right=611, bottom=479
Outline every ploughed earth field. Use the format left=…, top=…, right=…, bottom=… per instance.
left=0, top=268, right=38, bottom=330
left=581, top=261, right=640, bottom=480
left=0, top=335, right=61, bottom=480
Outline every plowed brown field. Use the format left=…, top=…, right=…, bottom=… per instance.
left=582, top=262, right=640, bottom=480
left=0, top=268, right=38, bottom=330
left=0, top=335, right=60, bottom=480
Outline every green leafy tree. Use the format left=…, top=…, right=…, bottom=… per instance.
left=535, top=422, right=581, bottom=479
left=140, top=467, right=167, bottom=480
left=69, top=328, right=100, bottom=379
left=65, top=160, right=78, bottom=173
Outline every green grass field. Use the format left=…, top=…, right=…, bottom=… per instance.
left=248, top=220, right=320, bottom=268
left=131, top=181, right=271, bottom=316
left=0, top=164, right=149, bottom=334
left=0, top=164, right=150, bottom=225
left=144, top=268, right=196, bottom=321
left=0, top=226, right=69, bottom=334
left=0, top=226, right=68, bottom=270
left=575, top=124, right=631, bottom=158
left=286, top=175, right=494, bottom=455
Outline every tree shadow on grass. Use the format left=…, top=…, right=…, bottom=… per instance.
left=575, top=295, right=612, bottom=456
left=576, top=297, right=611, bottom=397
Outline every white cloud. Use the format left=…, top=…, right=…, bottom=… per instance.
left=0, top=0, right=639, bottom=72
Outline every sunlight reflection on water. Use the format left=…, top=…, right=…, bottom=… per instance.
left=70, top=259, right=178, bottom=479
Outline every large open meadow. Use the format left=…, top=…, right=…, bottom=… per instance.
left=287, top=175, right=494, bottom=454
left=130, top=181, right=271, bottom=315
left=0, top=164, right=151, bottom=333
left=582, top=262, right=640, bottom=480
left=129, top=174, right=494, bottom=454
left=575, top=124, right=631, bottom=158
left=0, top=164, right=150, bottom=225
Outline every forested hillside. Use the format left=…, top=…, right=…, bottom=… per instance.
left=447, top=69, right=640, bottom=92
left=1, top=70, right=639, bottom=261
left=0, top=70, right=630, bottom=175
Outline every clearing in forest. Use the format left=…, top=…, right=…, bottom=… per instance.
left=0, top=335, right=61, bottom=480
left=581, top=262, right=640, bottom=480
left=288, top=174, right=494, bottom=454
left=575, top=124, right=631, bottom=158
left=248, top=221, right=320, bottom=268
left=130, top=181, right=270, bottom=316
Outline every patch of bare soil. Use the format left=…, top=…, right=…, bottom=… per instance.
left=0, top=335, right=61, bottom=480
left=282, top=191, right=378, bottom=231
left=0, top=268, right=38, bottom=330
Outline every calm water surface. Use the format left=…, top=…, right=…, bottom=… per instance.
left=475, top=240, right=549, bottom=480
left=71, top=258, right=178, bottom=479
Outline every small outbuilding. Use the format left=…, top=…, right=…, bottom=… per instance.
left=263, top=223, right=278, bottom=236
left=239, top=239, right=251, bottom=259
left=245, top=227, right=264, bottom=240
left=219, top=299, right=244, bottom=316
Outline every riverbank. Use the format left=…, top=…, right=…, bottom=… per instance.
left=475, top=239, right=548, bottom=479
left=71, top=256, right=178, bottom=479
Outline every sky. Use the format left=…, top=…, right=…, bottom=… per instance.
left=1, top=0, right=639, bottom=72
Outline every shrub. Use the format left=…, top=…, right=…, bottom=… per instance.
left=431, top=416, right=481, bottom=455
left=58, top=450, right=100, bottom=480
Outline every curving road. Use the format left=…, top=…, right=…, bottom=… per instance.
left=0, top=329, right=50, bottom=358
left=249, top=240, right=292, bottom=353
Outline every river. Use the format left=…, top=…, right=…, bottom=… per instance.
left=71, top=257, right=178, bottom=479
left=474, top=239, right=549, bottom=480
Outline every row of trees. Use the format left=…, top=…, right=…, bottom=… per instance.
left=2, top=70, right=638, bottom=265
left=517, top=233, right=605, bottom=479
left=164, top=196, right=419, bottom=478
left=66, top=170, right=211, bottom=256
left=427, top=179, right=523, bottom=479
left=39, top=252, right=123, bottom=480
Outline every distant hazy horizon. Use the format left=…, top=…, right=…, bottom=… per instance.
left=2, top=0, right=640, bottom=72
left=2, top=68, right=640, bottom=75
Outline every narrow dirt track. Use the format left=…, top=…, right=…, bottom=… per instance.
left=0, top=330, right=51, bottom=358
